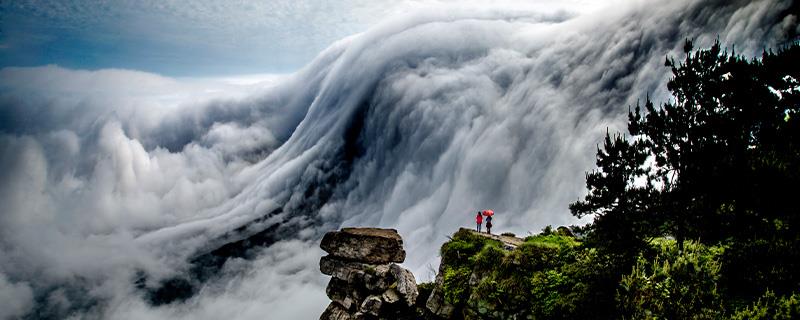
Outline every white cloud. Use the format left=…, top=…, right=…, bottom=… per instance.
left=0, top=273, right=34, bottom=319
left=106, top=240, right=328, bottom=320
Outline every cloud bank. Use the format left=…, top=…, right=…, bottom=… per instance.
left=0, top=0, right=797, bottom=318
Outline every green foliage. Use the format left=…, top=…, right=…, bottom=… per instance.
left=617, top=239, right=724, bottom=319
left=441, top=228, right=499, bottom=266
left=729, top=290, right=800, bottom=320
left=720, top=236, right=800, bottom=300
left=418, top=281, right=436, bottom=292
left=568, top=40, right=800, bottom=314
left=442, top=266, right=473, bottom=306
left=526, top=248, right=600, bottom=319
left=630, top=42, right=800, bottom=247
left=572, top=40, right=800, bottom=252
left=439, top=229, right=504, bottom=307
left=524, top=233, right=580, bottom=249
left=568, top=131, right=653, bottom=259
left=437, top=228, right=618, bottom=319
left=474, top=242, right=507, bottom=271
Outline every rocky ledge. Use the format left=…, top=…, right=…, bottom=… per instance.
left=319, top=227, right=527, bottom=319
left=319, top=228, right=421, bottom=320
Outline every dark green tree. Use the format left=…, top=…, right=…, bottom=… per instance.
left=568, top=131, right=656, bottom=318
left=573, top=40, right=800, bottom=298
left=631, top=40, right=800, bottom=247
left=569, top=132, right=652, bottom=260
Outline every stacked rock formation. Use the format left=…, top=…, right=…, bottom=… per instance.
left=319, top=228, right=419, bottom=320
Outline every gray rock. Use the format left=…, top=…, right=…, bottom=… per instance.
left=363, top=264, right=392, bottom=292
left=425, top=264, right=455, bottom=318
left=321, top=228, right=406, bottom=264
left=319, top=228, right=418, bottom=320
left=381, top=289, right=400, bottom=304
left=389, top=264, right=418, bottom=307
left=320, top=255, right=368, bottom=283
left=320, top=255, right=393, bottom=292
left=320, top=302, right=353, bottom=320
left=359, top=295, right=383, bottom=317
left=468, top=270, right=482, bottom=287
left=326, top=278, right=360, bottom=311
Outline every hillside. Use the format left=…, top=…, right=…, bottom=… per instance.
left=319, top=227, right=799, bottom=319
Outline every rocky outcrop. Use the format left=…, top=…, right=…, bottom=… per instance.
left=319, top=228, right=420, bottom=320
left=424, top=262, right=456, bottom=318
left=321, top=228, right=406, bottom=264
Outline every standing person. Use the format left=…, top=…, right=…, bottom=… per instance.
left=476, top=211, right=483, bottom=232
left=486, top=215, right=493, bottom=234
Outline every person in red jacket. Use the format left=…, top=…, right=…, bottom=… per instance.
left=476, top=211, right=483, bottom=232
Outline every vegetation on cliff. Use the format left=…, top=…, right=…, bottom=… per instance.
left=431, top=41, right=800, bottom=319
left=436, top=229, right=735, bottom=319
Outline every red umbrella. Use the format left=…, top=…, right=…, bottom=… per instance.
left=482, top=209, right=494, bottom=217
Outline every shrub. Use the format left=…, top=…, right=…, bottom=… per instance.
left=441, top=229, right=497, bottom=266
left=439, top=229, right=505, bottom=308
left=720, top=236, right=800, bottom=301
left=729, top=290, right=800, bottom=320
left=523, top=233, right=580, bottom=249
left=442, top=266, right=473, bottom=306
left=617, top=239, right=724, bottom=319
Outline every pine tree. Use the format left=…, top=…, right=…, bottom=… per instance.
left=572, top=40, right=800, bottom=298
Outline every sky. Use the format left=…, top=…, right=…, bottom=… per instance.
left=0, top=0, right=611, bottom=76
left=0, top=0, right=797, bottom=319
left=1, top=0, right=391, bottom=75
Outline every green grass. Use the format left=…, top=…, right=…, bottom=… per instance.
left=523, top=233, right=580, bottom=249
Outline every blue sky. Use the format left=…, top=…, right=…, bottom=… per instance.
left=0, top=0, right=607, bottom=77
left=0, top=0, right=412, bottom=76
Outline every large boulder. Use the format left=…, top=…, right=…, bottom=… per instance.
left=321, top=228, right=406, bottom=264
left=359, top=295, right=383, bottom=317
left=320, top=255, right=393, bottom=292
left=326, top=278, right=361, bottom=311
left=389, top=264, right=418, bottom=307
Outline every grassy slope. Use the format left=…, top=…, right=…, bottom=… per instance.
left=431, top=228, right=799, bottom=319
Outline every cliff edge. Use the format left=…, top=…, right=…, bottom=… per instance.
left=318, top=227, right=528, bottom=320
